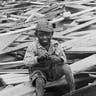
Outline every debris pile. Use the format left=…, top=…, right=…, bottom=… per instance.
left=0, top=0, right=96, bottom=96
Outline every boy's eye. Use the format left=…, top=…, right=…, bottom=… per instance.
left=38, top=33, right=43, bottom=36
left=46, top=33, right=51, bottom=35
left=38, top=32, right=51, bottom=36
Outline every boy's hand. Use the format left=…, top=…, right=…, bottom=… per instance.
left=49, top=55, right=63, bottom=63
left=37, top=53, right=50, bottom=62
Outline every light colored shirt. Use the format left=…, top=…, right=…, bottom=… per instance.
left=24, top=40, right=67, bottom=66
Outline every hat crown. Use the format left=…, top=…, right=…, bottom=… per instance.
left=36, top=20, right=53, bottom=32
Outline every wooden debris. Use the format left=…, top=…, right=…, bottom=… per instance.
left=0, top=33, right=21, bottom=51
left=0, top=54, right=96, bottom=85
left=0, top=82, right=35, bottom=96
left=1, top=0, right=96, bottom=96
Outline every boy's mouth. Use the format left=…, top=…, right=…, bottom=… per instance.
left=43, top=40, right=48, bottom=42
left=41, top=39, right=49, bottom=43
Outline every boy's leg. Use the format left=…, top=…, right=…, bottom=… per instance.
left=29, top=69, right=46, bottom=96
left=35, top=77, right=45, bottom=96
left=62, top=64, right=75, bottom=91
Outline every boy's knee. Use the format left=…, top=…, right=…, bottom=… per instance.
left=36, top=77, right=46, bottom=87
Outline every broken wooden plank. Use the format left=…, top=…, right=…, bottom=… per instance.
left=60, top=30, right=96, bottom=50
left=46, top=54, right=96, bottom=87
left=58, top=0, right=94, bottom=5
left=0, top=60, right=24, bottom=66
left=2, top=76, right=29, bottom=84
left=0, top=33, right=21, bottom=51
left=66, top=47, right=96, bottom=54
left=0, top=54, right=15, bottom=62
left=0, top=69, right=28, bottom=74
left=57, top=18, right=96, bottom=36
left=71, top=54, right=96, bottom=74
left=50, top=6, right=96, bottom=24
left=0, top=61, right=24, bottom=69
left=25, top=12, right=44, bottom=22
left=15, top=35, right=29, bottom=42
left=64, top=80, right=96, bottom=96
left=0, top=42, right=28, bottom=55
left=1, top=54, right=96, bottom=86
left=64, top=30, right=95, bottom=37
left=66, top=3, right=90, bottom=10
left=0, top=82, right=35, bottom=96
left=10, top=14, right=27, bottom=19
left=0, top=73, right=29, bottom=84
left=0, top=24, right=36, bottom=36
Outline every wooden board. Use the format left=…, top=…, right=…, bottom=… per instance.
left=0, top=42, right=28, bottom=55
left=0, top=73, right=29, bottom=84
left=0, top=82, right=35, bottom=96
left=0, top=69, right=28, bottom=74
left=70, top=54, right=96, bottom=74
left=1, top=54, right=96, bottom=85
left=57, top=18, right=96, bottom=36
left=46, top=54, right=96, bottom=87
left=0, top=24, right=36, bottom=36
left=64, top=82, right=96, bottom=96
left=0, top=61, right=24, bottom=69
left=0, top=54, right=15, bottom=62
left=0, top=61, right=24, bottom=66
left=0, top=33, right=21, bottom=51
left=50, top=6, right=96, bottom=24
left=67, top=47, right=96, bottom=54
left=61, top=32, right=96, bottom=50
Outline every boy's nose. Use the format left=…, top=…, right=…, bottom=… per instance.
left=43, top=35, right=47, bottom=39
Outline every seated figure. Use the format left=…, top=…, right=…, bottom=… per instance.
left=24, top=19, right=75, bottom=96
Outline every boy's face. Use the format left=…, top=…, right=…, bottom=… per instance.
left=37, top=31, right=53, bottom=46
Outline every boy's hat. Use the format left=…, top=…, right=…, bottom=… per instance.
left=35, top=19, right=53, bottom=33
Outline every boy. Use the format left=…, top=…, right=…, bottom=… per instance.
left=24, top=19, right=75, bottom=96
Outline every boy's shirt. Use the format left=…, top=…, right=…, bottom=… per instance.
left=24, top=40, right=67, bottom=66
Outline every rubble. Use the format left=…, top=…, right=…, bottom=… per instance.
left=0, top=0, right=96, bottom=96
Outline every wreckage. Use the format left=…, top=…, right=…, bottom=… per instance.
left=0, top=0, right=96, bottom=96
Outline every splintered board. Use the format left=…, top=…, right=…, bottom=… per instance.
left=0, top=33, right=21, bottom=51
left=47, top=54, right=96, bottom=87
left=0, top=54, right=96, bottom=85
left=0, top=82, right=35, bottom=96
left=64, top=81, right=96, bottom=96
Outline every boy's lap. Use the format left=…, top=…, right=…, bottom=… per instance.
left=29, top=63, right=64, bottom=87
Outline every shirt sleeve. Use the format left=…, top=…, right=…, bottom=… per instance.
left=24, top=42, right=38, bottom=66
left=55, top=44, right=67, bottom=63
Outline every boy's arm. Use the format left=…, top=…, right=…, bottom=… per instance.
left=55, top=44, right=67, bottom=63
left=56, top=45, right=75, bottom=91
left=24, top=42, right=38, bottom=66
